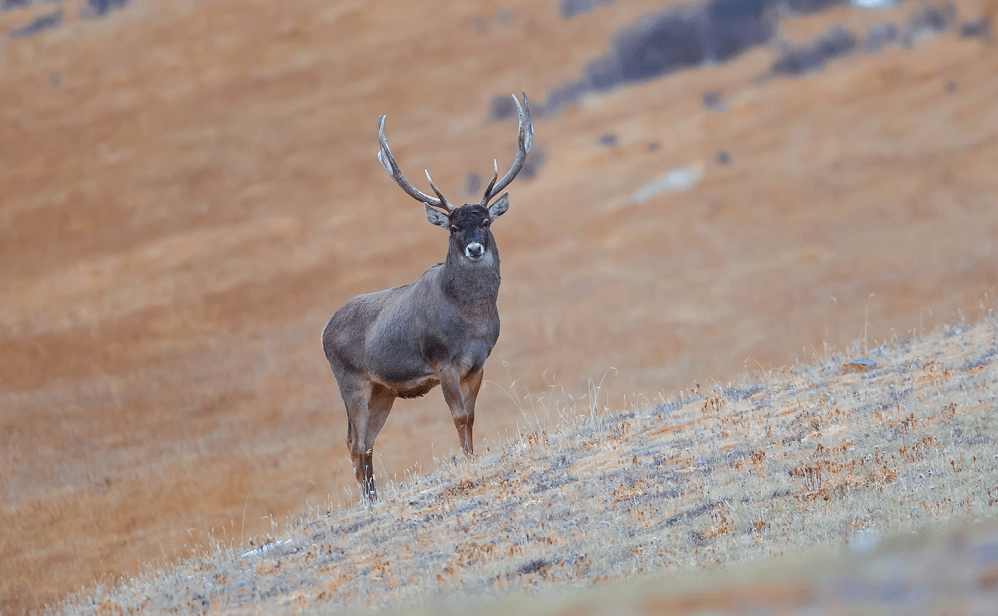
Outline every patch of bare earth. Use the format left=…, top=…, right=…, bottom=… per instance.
left=47, top=312, right=998, bottom=615
left=3, top=0, right=998, bottom=613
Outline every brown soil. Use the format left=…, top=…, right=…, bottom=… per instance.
left=2, top=0, right=997, bottom=613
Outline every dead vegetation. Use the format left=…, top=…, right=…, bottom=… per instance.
left=47, top=309, right=998, bottom=615
left=5, top=0, right=998, bottom=613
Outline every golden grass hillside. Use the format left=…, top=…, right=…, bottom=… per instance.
left=47, top=307, right=998, bottom=615
left=4, top=0, right=998, bottom=612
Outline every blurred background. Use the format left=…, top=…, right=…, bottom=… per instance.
left=2, top=0, right=996, bottom=612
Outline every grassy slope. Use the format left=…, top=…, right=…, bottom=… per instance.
left=50, top=308, right=998, bottom=615
left=5, top=0, right=998, bottom=612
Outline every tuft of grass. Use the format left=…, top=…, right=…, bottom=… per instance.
left=47, top=311, right=998, bottom=615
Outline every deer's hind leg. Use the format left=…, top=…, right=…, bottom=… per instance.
left=337, top=374, right=395, bottom=500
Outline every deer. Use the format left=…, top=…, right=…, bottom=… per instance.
left=322, top=92, right=533, bottom=499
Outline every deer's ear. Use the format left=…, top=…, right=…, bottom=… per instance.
left=424, top=204, right=449, bottom=228
left=488, top=192, right=509, bottom=222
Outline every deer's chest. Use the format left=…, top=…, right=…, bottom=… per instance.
left=419, top=312, right=498, bottom=367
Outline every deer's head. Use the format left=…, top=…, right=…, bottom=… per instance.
left=376, top=92, right=533, bottom=263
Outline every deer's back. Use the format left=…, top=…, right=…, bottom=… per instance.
left=321, top=266, right=441, bottom=385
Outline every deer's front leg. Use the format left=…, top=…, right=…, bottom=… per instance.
left=439, top=367, right=475, bottom=456
left=460, top=368, right=484, bottom=451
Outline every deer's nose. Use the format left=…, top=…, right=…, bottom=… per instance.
left=465, top=242, right=485, bottom=260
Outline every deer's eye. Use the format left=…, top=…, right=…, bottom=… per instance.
left=450, top=225, right=460, bottom=233
left=482, top=219, right=490, bottom=227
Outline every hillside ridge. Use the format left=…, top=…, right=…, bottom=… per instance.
left=50, top=309, right=998, bottom=615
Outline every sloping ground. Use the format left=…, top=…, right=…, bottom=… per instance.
left=3, top=0, right=998, bottom=613
left=402, top=520, right=998, bottom=616
left=47, top=311, right=998, bottom=615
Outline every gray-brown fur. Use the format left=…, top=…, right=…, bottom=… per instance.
left=322, top=93, right=533, bottom=499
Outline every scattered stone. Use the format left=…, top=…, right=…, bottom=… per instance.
left=464, top=173, right=482, bottom=198
left=598, top=133, right=618, bottom=147
left=467, top=16, right=488, bottom=33
left=518, top=147, right=546, bottom=180
left=904, top=3, right=956, bottom=46
left=843, top=357, right=876, bottom=373
left=2, top=0, right=32, bottom=11
left=770, top=45, right=824, bottom=77
left=631, top=163, right=704, bottom=203
left=583, top=54, right=621, bottom=92
left=544, top=80, right=587, bottom=112
left=489, top=95, right=517, bottom=122
left=816, top=24, right=859, bottom=58
left=770, top=25, right=857, bottom=78
left=6, top=0, right=132, bottom=37
left=702, top=90, right=727, bottom=112
left=789, top=0, right=849, bottom=15
left=863, top=22, right=900, bottom=52
left=958, top=16, right=991, bottom=41
left=515, top=558, right=552, bottom=577
left=560, top=0, right=617, bottom=20
left=81, top=0, right=130, bottom=19
left=9, top=7, right=61, bottom=38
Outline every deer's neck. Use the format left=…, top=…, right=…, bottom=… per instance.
left=441, top=240, right=501, bottom=319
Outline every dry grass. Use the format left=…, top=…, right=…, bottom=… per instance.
left=5, top=0, right=998, bottom=612
left=46, top=307, right=998, bottom=615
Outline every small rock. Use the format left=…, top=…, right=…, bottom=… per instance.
left=702, top=90, right=727, bottom=112
left=631, top=163, right=705, bottom=203
left=959, top=16, right=991, bottom=41
left=464, top=173, right=482, bottom=198
left=843, top=357, right=876, bottom=373
left=598, top=133, right=618, bottom=147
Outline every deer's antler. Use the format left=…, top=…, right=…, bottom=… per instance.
left=377, top=116, right=455, bottom=213
left=377, top=91, right=533, bottom=213
left=480, top=91, right=533, bottom=207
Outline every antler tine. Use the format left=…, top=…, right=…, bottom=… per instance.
left=424, top=170, right=455, bottom=213
left=377, top=115, right=450, bottom=211
left=478, top=159, right=499, bottom=207
left=483, top=91, right=534, bottom=204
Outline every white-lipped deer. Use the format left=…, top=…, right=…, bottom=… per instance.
left=322, top=93, right=533, bottom=499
